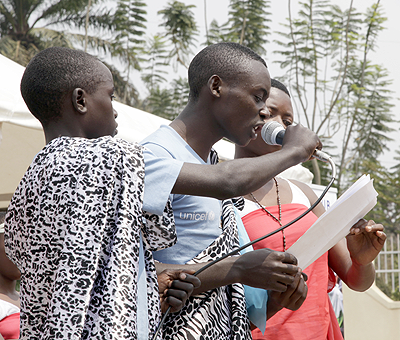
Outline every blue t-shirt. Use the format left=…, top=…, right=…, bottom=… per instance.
left=142, top=146, right=183, bottom=215
left=141, top=125, right=222, bottom=264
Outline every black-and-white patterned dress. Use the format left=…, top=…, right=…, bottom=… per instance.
left=5, top=136, right=176, bottom=340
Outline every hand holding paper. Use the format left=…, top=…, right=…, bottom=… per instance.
left=346, top=219, right=386, bottom=266
left=287, top=174, right=379, bottom=270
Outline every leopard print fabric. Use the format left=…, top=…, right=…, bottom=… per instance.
left=160, top=150, right=252, bottom=340
left=5, top=136, right=176, bottom=340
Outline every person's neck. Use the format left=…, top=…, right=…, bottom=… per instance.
left=43, top=110, right=90, bottom=144
left=234, top=145, right=259, bottom=159
left=44, top=123, right=82, bottom=144
left=171, top=104, right=224, bottom=162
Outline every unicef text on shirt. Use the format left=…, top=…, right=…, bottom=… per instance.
left=179, top=211, right=216, bottom=221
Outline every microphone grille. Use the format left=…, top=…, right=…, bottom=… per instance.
left=261, top=121, right=284, bottom=145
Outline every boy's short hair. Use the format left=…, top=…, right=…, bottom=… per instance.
left=271, top=78, right=291, bottom=97
left=188, top=42, right=267, bottom=101
left=21, top=47, right=106, bottom=126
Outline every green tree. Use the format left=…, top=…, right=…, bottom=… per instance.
left=274, top=0, right=394, bottom=190
left=274, top=0, right=361, bottom=185
left=144, top=0, right=197, bottom=117
left=361, top=158, right=399, bottom=235
left=141, top=35, right=170, bottom=91
left=111, top=0, right=147, bottom=104
left=146, top=76, right=189, bottom=120
left=146, top=86, right=173, bottom=119
left=205, top=19, right=234, bottom=45
left=226, top=0, right=271, bottom=55
left=0, top=0, right=114, bottom=66
left=340, top=62, right=395, bottom=189
left=158, top=1, right=198, bottom=69
left=204, top=0, right=271, bottom=54
left=334, top=2, right=394, bottom=192
left=106, top=62, right=139, bottom=107
left=169, top=76, right=189, bottom=118
left=0, top=0, right=147, bottom=106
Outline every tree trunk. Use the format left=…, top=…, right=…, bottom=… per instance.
left=84, top=0, right=92, bottom=52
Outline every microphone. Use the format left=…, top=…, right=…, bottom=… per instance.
left=261, top=121, right=331, bottom=163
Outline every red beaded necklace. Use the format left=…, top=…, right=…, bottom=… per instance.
left=249, top=177, right=286, bottom=251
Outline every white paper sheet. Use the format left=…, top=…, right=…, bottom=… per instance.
left=287, top=175, right=378, bottom=270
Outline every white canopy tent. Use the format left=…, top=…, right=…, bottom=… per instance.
left=0, top=53, right=316, bottom=209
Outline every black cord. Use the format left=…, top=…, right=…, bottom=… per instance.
left=193, top=175, right=335, bottom=276
left=152, top=157, right=336, bottom=339
left=152, top=308, right=171, bottom=340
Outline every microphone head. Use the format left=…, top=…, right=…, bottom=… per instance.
left=261, top=121, right=285, bottom=145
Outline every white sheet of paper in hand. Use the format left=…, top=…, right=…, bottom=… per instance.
left=287, top=174, right=378, bottom=270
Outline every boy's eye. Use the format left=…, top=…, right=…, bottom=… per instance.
left=111, top=94, right=115, bottom=101
left=255, top=95, right=263, bottom=102
left=284, top=120, right=293, bottom=127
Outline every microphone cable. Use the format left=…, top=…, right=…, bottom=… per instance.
left=151, top=156, right=336, bottom=340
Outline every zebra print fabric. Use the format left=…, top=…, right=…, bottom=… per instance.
left=161, top=149, right=251, bottom=339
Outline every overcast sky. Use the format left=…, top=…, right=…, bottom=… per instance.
left=136, top=0, right=400, bottom=167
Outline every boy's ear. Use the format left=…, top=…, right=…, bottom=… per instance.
left=72, top=88, right=87, bottom=114
left=208, top=75, right=222, bottom=98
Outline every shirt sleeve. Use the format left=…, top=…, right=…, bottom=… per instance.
left=142, top=146, right=183, bottom=215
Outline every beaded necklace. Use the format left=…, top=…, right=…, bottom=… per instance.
left=249, top=177, right=286, bottom=251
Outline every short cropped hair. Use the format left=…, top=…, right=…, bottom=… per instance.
left=188, top=42, right=267, bottom=101
left=271, top=78, right=290, bottom=97
left=21, top=47, right=105, bottom=126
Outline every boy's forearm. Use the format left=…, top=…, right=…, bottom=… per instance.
left=172, top=147, right=303, bottom=199
left=344, top=261, right=375, bottom=292
left=156, top=249, right=299, bottom=295
left=156, top=257, right=240, bottom=295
